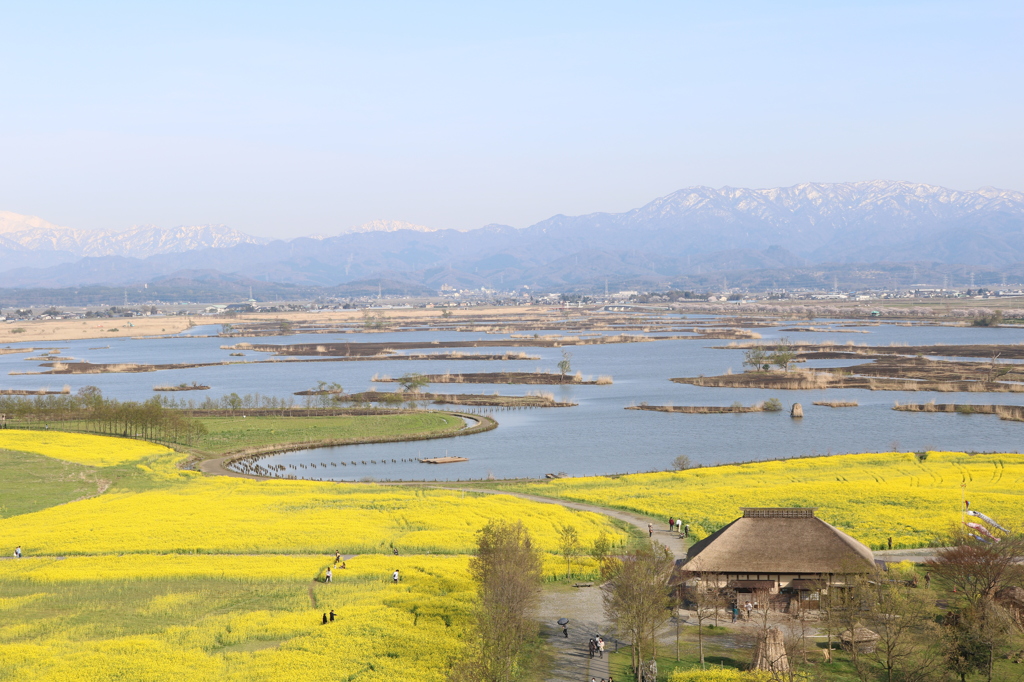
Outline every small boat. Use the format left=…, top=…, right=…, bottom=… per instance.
left=419, top=456, right=468, bottom=464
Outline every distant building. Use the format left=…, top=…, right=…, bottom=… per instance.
left=679, top=508, right=875, bottom=612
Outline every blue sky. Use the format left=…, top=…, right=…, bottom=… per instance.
left=0, top=1, right=1021, bottom=237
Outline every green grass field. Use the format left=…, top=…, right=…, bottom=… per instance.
left=190, top=412, right=464, bottom=455
left=0, top=449, right=101, bottom=518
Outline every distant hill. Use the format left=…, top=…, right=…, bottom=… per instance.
left=4, top=181, right=1024, bottom=293
left=0, top=212, right=267, bottom=262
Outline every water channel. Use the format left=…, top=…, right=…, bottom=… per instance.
left=3, top=317, right=1024, bottom=480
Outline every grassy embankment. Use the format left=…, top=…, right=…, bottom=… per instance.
left=0, top=430, right=627, bottom=680
left=188, top=412, right=467, bottom=457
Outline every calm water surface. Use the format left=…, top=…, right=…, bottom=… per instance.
left=3, top=318, right=1023, bottom=480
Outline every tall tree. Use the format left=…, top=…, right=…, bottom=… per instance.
left=866, top=580, right=943, bottom=682
left=602, top=543, right=675, bottom=682
left=460, top=520, right=544, bottom=682
left=927, top=528, right=1024, bottom=682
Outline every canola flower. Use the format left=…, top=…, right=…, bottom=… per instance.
left=0, top=477, right=620, bottom=556
left=0, top=554, right=476, bottom=682
left=500, top=450, right=1024, bottom=548
left=0, top=429, right=175, bottom=467
left=0, top=431, right=625, bottom=681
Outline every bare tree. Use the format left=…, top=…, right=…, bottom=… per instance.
left=866, top=580, right=943, bottom=682
left=687, top=572, right=726, bottom=668
left=928, top=528, right=1024, bottom=682
left=602, top=542, right=675, bottom=682
left=458, top=520, right=544, bottom=682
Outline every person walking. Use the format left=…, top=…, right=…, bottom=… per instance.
left=329, top=609, right=336, bottom=622
left=334, top=550, right=341, bottom=565
left=14, top=546, right=21, bottom=559
left=325, top=567, right=332, bottom=583
left=731, top=604, right=739, bottom=623
left=888, top=536, right=893, bottom=550
left=392, top=569, right=400, bottom=584
left=597, top=636, right=605, bottom=658
left=745, top=600, right=753, bottom=621
left=684, top=523, right=690, bottom=538
left=588, top=638, right=595, bottom=659
left=675, top=518, right=682, bottom=534
left=562, top=624, right=568, bottom=638
left=321, top=613, right=328, bottom=625
left=647, top=523, right=653, bottom=538
left=669, top=516, right=674, bottom=531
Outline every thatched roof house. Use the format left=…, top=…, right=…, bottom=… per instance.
left=680, top=508, right=875, bottom=607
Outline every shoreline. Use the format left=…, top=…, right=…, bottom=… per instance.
left=195, top=411, right=496, bottom=479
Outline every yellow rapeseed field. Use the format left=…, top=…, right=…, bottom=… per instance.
left=501, top=451, right=1024, bottom=548
left=0, top=429, right=175, bottom=467
left=0, top=431, right=623, bottom=680
left=0, top=477, right=618, bottom=556
left=0, top=555, right=476, bottom=681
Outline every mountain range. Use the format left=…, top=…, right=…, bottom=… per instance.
left=3, top=181, right=1024, bottom=294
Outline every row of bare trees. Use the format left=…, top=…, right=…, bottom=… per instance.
left=1, top=387, right=207, bottom=445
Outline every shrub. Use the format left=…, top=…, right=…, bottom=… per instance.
left=671, top=455, right=691, bottom=471
left=669, top=668, right=771, bottom=681
left=11, top=328, right=26, bottom=334
left=761, top=398, right=783, bottom=412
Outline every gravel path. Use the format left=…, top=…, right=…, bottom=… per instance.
left=444, top=487, right=691, bottom=681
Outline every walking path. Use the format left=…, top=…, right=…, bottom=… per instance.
left=444, top=487, right=690, bottom=681
left=444, top=487, right=690, bottom=562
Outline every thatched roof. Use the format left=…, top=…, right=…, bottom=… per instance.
left=841, top=626, right=880, bottom=644
left=683, top=508, right=875, bottom=574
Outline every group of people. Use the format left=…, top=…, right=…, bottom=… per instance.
left=589, top=677, right=613, bottom=682
left=667, top=517, right=689, bottom=538
left=647, top=519, right=690, bottom=538
left=730, top=600, right=756, bottom=622
left=320, top=610, right=336, bottom=624
left=13, top=546, right=21, bottom=559
left=587, top=635, right=605, bottom=659
left=324, top=551, right=348, bottom=582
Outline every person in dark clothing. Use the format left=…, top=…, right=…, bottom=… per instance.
left=329, top=610, right=336, bottom=622
left=321, top=613, right=328, bottom=625
left=562, top=624, right=568, bottom=638
left=888, top=536, right=893, bottom=549
left=588, top=639, right=595, bottom=658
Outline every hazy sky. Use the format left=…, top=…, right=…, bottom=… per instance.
left=1, top=1, right=1021, bottom=238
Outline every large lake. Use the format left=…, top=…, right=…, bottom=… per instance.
left=4, top=317, right=1024, bottom=480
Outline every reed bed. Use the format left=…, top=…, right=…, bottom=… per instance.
left=812, top=400, right=859, bottom=407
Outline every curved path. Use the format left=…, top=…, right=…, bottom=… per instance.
left=440, top=486, right=688, bottom=682
left=443, top=486, right=689, bottom=561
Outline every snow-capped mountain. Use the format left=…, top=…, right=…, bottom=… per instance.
left=5, top=181, right=1024, bottom=290
left=344, top=220, right=437, bottom=234
left=0, top=214, right=267, bottom=259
